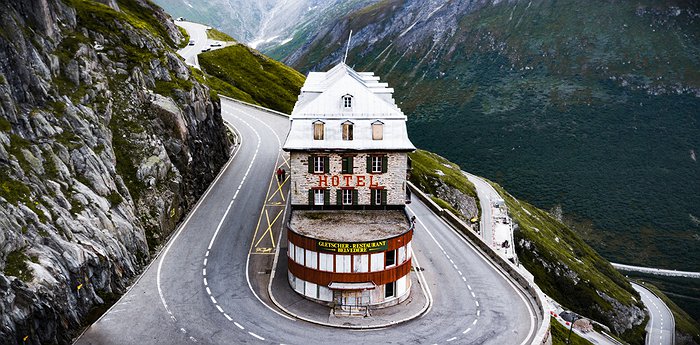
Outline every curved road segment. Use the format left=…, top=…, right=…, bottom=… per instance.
left=632, top=283, right=674, bottom=345
left=74, top=100, right=539, bottom=344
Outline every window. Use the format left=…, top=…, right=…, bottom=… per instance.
left=314, top=189, right=324, bottom=205
left=313, top=156, right=324, bottom=173
left=342, top=95, right=352, bottom=109
left=341, top=156, right=353, bottom=174
left=288, top=241, right=296, bottom=261
left=319, top=253, right=334, bottom=272
left=342, top=121, right=353, bottom=140
left=342, top=189, right=353, bottom=205
left=371, top=189, right=387, bottom=205
left=337, top=255, right=351, bottom=273
left=385, top=282, right=395, bottom=298
left=385, top=250, right=396, bottom=267
left=371, top=156, right=382, bottom=173
left=305, top=250, right=318, bottom=269
left=366, top=155, right=388, bottom=173
left=295, top=246, right=305, bottom=265
left=398, top=246, right=406, bottom=264
left=370, top=253, right=384, bottom=272
left=353, top=255, right=368, bottom=273
left=313, top=120, right=324, bottom=140
left=372, top=121, right=383, bottom=140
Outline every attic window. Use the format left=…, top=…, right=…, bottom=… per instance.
left=342, top=121, right=354, bottom=141
left=313, top=120, right=325, bottom=140
left=372, top=120, right=384, bottom=140
left=342, top=94, right=353, bottom=109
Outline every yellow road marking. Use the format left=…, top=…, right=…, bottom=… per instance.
left=255, top=209, right=283, bottom=247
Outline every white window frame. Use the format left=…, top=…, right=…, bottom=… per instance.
left=313, top=156, right=324, bottom=173
left=295, top=246, right=305, bottom=265
left=289, top=241, right=296, bottom=261
left=336, top=255, right=351, bottom=273
left=353, top=254, right=369, bottom=273
left=371, top=156, right=382, bottom=173
left=319, top=253, right=334, bottom=272
left=370, top=252, right=384, bottom=272
left=373, top=189, right=382, bottom=205
left=385, top=249, right=396, bottom=268
left=305, top=250, right=318, bottom=269
left=398, top=245, right=406, bottom=264
left=313, top=189, right=324, bottom=206
left=342, top=189, right=353, bottom=205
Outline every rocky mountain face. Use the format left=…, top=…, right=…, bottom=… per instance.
left=0, top=0, right=230, bottom=344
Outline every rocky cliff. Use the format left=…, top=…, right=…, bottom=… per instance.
left=0, top=0, right=230, bottom=344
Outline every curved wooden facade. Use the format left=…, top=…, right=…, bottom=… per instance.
left=287, top=228, right=413, bottom=288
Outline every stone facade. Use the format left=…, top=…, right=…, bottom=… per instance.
left=290, top=151, right=408, bottom=206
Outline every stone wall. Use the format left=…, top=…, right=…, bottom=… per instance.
left=290, top=152, right=407, bottom=206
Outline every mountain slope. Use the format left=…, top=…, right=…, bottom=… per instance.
left=408, top=150, right=646, bottom=343
left=270, top=0, right=700, bottom=273
left=0, top=0, right=230, bottom=343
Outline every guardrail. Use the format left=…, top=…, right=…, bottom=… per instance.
left=408, top=181, right=551, bottom=344
left=219, top=95, right=290, bottom=118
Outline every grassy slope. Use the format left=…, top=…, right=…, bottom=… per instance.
left=206, top=28, right=235, bottom=42
left=550, top=318, right=593, bottom=345
left=409, top=149, right=645, bottom=343
left=198, top=45, right=304, bottom=114
left=636, top=280, right=700, bottom=343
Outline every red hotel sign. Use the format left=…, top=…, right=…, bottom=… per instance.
left=317, top=175, right=380, bottom=188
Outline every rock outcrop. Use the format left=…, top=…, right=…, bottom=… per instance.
left=0, top=0, right=230, bottom=344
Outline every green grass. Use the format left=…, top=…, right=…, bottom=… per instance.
left=206, top=28, right=235, bottom=42
left=177, top=25, right=190, bottom=48
left=409, top=149, right=477, bottom=198
left=0, top=116, right=11, bottom=131
left=107, top=191, right=123, bottom=206
left=3, top=250, right=33, bottom=282
left=198, top=45, right=304, bottom=114
left=636, top=280, right=700, bottom=343
left=153, top=77, right=193, bottom=97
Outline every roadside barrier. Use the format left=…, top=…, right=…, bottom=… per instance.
left=407, top=181, right=551, bottom=344
left=219, top=95, right=290, bottom=118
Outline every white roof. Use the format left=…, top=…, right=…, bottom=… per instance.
left=283, top=63, right=415, bottom=151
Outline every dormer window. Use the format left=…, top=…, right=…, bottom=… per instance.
left=372, top=120, right=384, bottom=140
left=342, top=121, right=354, bottom=141
left=342, top=94, right=353, bottom=110
left=313, top=120, right=325, bottom=140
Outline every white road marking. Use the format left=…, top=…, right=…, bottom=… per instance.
left=249, top=332, right=265, bottom=341
left=463, top=328, right=471, bottom=334
left=155, top=121, right=243, bottom=318
left=224, top=314, right=233, bottom=321
left=477, top=310, right=480, bottom=316
left=202, top=268, right=206, bottom=276
left=446, top=337, right=457, bottom=342
left=210, top=296, right=217, bottom=304
left=216, top=305, right=224, bottom=313
left=462, top=277, right=467, bottom=282
left=473, top=319, right=478, bottom=325
left=234, top=322, right=245, bottom=330
left=203, top=278, right=207, bottom=286
left=206, top=287, right=211, bottom=295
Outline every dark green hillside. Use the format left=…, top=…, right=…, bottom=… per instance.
left=199, top=45, right=305, bottom=113
left=410, top=150, right=646, bottom=343
left=280, top=0, right=700, bottom=277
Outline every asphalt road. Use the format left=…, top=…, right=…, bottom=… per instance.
left=74, top=101, right=540, bottom=344
left=632, top=283, right=675, bottom=345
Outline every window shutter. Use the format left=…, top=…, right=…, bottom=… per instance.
left=370, top=190, right=376, bottom=206
left=352, top=190, right=358, bottom=205
left=308, top=189, right=314, bottom=205
left=308, top=155, right=314, bottom=173
left=323, top=156, right=330, bottom=173
left=366, top=155, right=372, bottom=173
left=324, top=189, right=330, bottom=205
left=347, top=156, right=353, bottom=174
left=336, top=190, right=342, bottom=205
left=382, top=156, right=388, bottom=173
left=381, top=189, right=387, bottom=205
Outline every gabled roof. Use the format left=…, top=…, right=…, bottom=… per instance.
left=283, top=63, right=415, bottom=151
